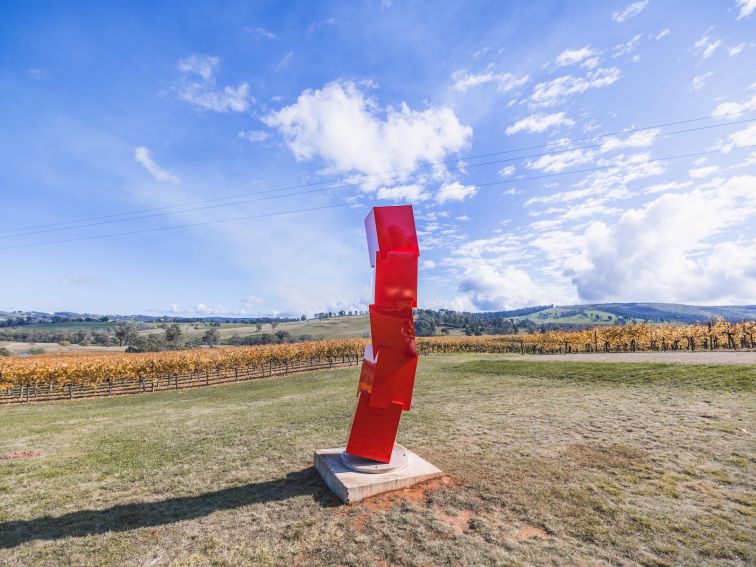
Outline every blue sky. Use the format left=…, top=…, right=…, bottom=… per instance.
left=1, top=0, right=755, bottom=317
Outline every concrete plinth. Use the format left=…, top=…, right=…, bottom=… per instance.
left=314, top=446, right=443, bottom=504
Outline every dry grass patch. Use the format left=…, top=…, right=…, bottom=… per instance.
left=0, top=355, right=754, bottom=565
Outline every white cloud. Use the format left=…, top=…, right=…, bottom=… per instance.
left=422, top=260, right=437, bottom=269
left=503, top=187, right=521, bottom=195
left=712, top=93, right=756, bottom=117
left=134, top=147, right=180, bottom=183
left=450, top=69, right=529, bottom=93
left=655, top=28, right=670, bottom=40
left=238, top=130, right=270, bottom=143
left=691, top=72, right=714, bottom=91
left=176, top=54, right=251, bottom=112
left=264, top=80, right=472, bottom=188
left=498, top=165, right=516, bottom=177
left=554, top=46, right=594, bottom=68
left=194, top=303, right=228, bottom=315
left=643, top=181, right=693, bottom=194
left=566, top=176, right=756, bottom=303
left=527, top=147, right=595, bottom=173
left=177, top=54, right=219, bottom=82
left=599, top=128, right=660, bottom=152
left=242, top=295, right=265, bottom=307
left=250, top=27, right=276, bottom=39
left=612, top=34, right=644, bottom=57
left=612, top=1, right=649, bottom=22
left=458, top=264, right=550, bottom=310
left=736, top=0, right=756, bottom=19
left=688, top=165, right=720, bottom=178
left=436, top=181, right=477, bottom=203
left=694, top=34, right=723, bottom=60
left=530, top=67, right=621, bottom=106
left=377, top=184, right=429, bottom=202
left=725, top=122, right=756, bottom=148
left=581, top=57, right=601, bottom=70
left=178, top=83, right=251, bottom=113
left=506, top=112, right=575, bottom=134
left=728, top=43, right=745, bottom=56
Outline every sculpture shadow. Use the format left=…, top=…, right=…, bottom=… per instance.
left=0, top=467, right=338, bottom=549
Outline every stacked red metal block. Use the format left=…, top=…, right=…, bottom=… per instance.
left=346, top=205, right=420, bottom=463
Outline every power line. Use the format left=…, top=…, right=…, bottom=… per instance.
left=3, top=143, right=753, bottom=252
left=0, top=203, right=358, bottom=251
left=2, top=109, right=752, bottom=236
left=2, top=116, right=753, bottom=241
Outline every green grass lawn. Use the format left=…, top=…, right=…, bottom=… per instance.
left=1, top=355, right=754, bottom=566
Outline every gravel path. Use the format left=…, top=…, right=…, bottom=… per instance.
left=502, top=350, right=756, bottom=365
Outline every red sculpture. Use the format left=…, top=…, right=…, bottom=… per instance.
left=346, top=205, right=420, bottom=463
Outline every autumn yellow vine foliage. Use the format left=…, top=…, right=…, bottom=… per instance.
left=0, top=320, right=753, bottom=388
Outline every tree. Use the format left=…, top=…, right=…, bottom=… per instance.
left=203, top=327, right=220, bottom=348
left=300, top=314, right=307, bottom=321
left=256, top=323, right=263, bottom=332
left=270, top=321, right=279, bottom=332
left=164, top=324, right=183, bottom=346
left=114, top=324, right=138, bottom=347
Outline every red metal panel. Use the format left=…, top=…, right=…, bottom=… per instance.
left=346, top=205, right=420, bottom=463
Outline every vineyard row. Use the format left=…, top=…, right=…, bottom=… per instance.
left=0, top=321, right=753, bottom=399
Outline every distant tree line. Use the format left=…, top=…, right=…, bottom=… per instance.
left=413, top=306, right=610, bottom=337
left=313, top=310, right=367, bottom=319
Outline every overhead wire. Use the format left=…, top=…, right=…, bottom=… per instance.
left=2, top=115, right=754, bottom=241
left=3, top=142, right=753, bottom=252
left=1, top=109, right=753, bottom=236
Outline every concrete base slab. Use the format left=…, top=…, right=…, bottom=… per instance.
left=314, top=445, right=443, bottom=504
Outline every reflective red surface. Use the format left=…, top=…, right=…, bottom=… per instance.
left=346, top=205, right=420, bottom=463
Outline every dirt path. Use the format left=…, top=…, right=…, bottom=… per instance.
left=503, top=350, right=756, bottom=365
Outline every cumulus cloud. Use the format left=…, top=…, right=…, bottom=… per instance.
left=529, top=67, right=621, bottom=106
left=554, top=46, right=594, bottom=68
left=691, top=72, right=714, bottom=91
left=506, top=112, right=575, bottom=134
left=721, top=122, right=756, bottom=150
left=194, top=303, right=228, bottom=315
left=450, top=69, right=529, bottom=93
left=688, top=165, right=720, bottom=178
left=458, top=264, right=548, bottom=310
left=176, top=54, right=251, bottom=112
left=377, top=184, right=429, bottom=202
left=736, top=0, right=756, bottom=19
left=178, top=54, right=218, bottom=81
left=435, top=181, right=477, bottom=203
left=134, top=147, right=180, bottom=183
left=612, top=0, right=649, bottom=22
left=566, top=175, right=756, bottom=303
left=712, top=93, right=756, bottom=117
left=264, top=80, right=472, bottom=192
